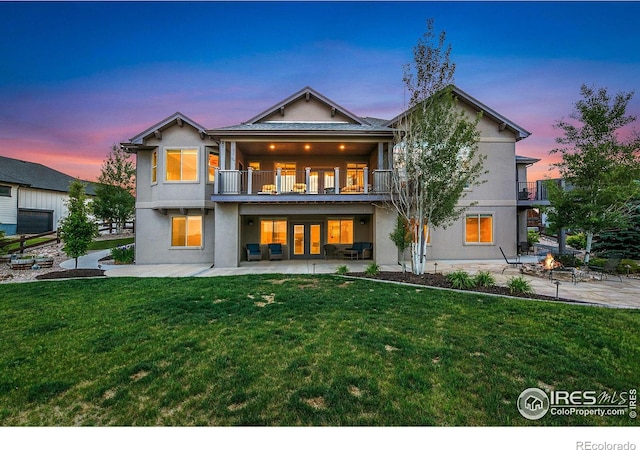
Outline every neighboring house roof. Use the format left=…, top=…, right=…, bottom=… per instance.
left=0, top=156, right=97, bottom=195
left=128, top=112, right=208, bottom=145
left=387, top=85, right=532, bottom=141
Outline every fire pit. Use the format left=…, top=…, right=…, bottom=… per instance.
left=522, top=253, right=578, bottom=284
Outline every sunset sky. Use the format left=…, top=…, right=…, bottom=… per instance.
left=1, top=1, right=639, bottom=183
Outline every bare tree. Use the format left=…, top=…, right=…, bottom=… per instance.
left=389, top=19, right=485, bottom=274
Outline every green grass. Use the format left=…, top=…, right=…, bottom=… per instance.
left=0, top=275, right=638, bottom=426
left=3, top=237, right=54, bottom=253
left=87, top=237, right=135, bottom=251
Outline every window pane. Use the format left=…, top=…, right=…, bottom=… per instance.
left=166, top=150, right=182, bottom=181
left=465, top=216, right=479, bottom=243
left=340, top=220, right=353, bottom=244
left=0, top=185, right=11, bottom=197
left=151, top=151, right=157, bottom=183
left=293, top=225, right=304, bottom=255
left=310, top=224, right=321, bottom=255
left=327, top=220, right=340, bottom=244
left=260, top=220, right=273, bottom=245
left=479, top=216, right=493, bottom=243
left=187, top=216, right=202, bottom=246
left=182, top=149, right=198, bottom=181
left=172, top=217, right=186, bottom=246
left=273, top=220, right=287, bottom=244
left=208, top=153, right=219, bottom=182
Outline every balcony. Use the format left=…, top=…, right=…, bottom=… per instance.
left=211, top=167, right=392, bottom=203
left=517, top=181, right=553, bottom=206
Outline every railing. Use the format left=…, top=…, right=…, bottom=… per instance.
left=214, top=168, right=393, bottom=195
left=0, top=230, right=60, bottom=254
left=517, top=181, right=554, bottom=202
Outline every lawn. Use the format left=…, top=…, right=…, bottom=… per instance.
left=87, top=237, right=135, bottom=251
left=0, top=275, right=638, bottom=426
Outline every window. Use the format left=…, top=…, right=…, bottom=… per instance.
left=327, top=219, right=353, bottom=244
left=208, top=151, right=219, bottom=183
left=411, top=220, right=431, bottom=245
left=151, top=150, right=157, bottom=184
left=275, top=162, right=296, bottom=192
left=248, top=162, right=261, bottom=171
left=260, top=219, right=287, bottom=245
left=166, top=148, right=198, bottom=182
left=171, top=216, right=202, bottom=247
left=465, top=214, right=493, bottom=244
left=346, top=163, right=366, bottom=189
left=0, top=185, right=11, bottom=197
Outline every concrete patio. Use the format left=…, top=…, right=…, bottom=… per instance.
left=104, top=257, right=640, bottom=310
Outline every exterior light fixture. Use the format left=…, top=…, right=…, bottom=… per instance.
left=339, top=145, right=345, bottom=150
left=269, top=144, right=275, bottom=150
left=304, top=144, right=311, bottom=150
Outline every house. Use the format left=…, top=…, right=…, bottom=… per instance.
left=123, top=86, right=541, bottom=267
left=0, top=156, right=97, bottom=235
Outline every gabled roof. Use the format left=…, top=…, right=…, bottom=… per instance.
left=129, top=112, right=207, bottom=145
left=244, top=86, right=368, bottom=126
left=387, top=85, right=531, bottom=141
left=0, top=156, right=97, bottom=195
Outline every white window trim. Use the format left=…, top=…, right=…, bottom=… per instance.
left=151, top=150, right=158, bottom=186
left=164, top=147, right=200, bottom=184
left=169, top=214, right=204, bottom=249
left=463, top=212, right=494, bottom=246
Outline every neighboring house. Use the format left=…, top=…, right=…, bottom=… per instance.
left=124, top=86, right=543, bottom=267
left=0, top=156, right=97, bottom=235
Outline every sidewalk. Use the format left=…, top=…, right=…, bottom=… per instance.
left=59, top=250, right=114, bottom=270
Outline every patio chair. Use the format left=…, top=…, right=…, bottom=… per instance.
left=245, top=243, right=262, bottom=261
left=588, top=254, right=623, bottom=282
left=500, top=247, right=524, bottom=274
left=259, top=184, right=276, bottom=194
left=268, top=243, right=284, bottom=261
left=323, top=244, right=337, bottom=259
left=292, top=183, right=306, bottom=193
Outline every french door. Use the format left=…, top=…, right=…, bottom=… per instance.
left=291, top=222, right=323, bottom=259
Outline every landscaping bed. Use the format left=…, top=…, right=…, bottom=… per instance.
left=35, top=269, right=105, bottom=280
left=347, top=271, right=583, bottom=304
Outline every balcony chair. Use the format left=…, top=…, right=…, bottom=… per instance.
left=292, top=183, right=306, bottom=193
left=268, top=243, right=284, bottom=261
left=259, top=184, right=276, bottom=195
left=246, top=243, right=262, bottom=261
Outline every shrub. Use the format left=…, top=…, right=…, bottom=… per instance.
left=566, top=233, right=587, bottom=250
left=555, top=253, right=582, bottom=268
left=446, top=270, right=476, bottom=290
left=364, top=262, right=380, bottom=277
left=335, top=265, right=349, bottom=275
left=527, top=230, right=540, bottom=245
left=474, top=271, right=496, bottom=288
left=110, top=244, right=135, bottom=264
left=507, top=276, right=534, bottom=295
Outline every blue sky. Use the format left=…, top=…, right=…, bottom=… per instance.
left=1, top=1, right=639, bottom=181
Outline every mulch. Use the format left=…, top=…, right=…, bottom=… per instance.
left=347, top=271, right=586, bottom=304
left=35, top=269, right=105, bottom=280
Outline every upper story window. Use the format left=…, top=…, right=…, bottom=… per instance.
left=346, top=163, right=366, bottom=189
left=151, top=150, right=158, bottom=184
left=0, top=185, right=11, bottom=197
left=166, top=148, right=198, bottom=182
left=248, top=162, right=261, bottom=171
left=208, top=151, right=219, bottom=183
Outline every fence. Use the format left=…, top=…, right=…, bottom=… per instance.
left=0, top=230, right=60, bottom=254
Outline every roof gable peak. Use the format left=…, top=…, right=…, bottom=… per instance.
left=245, top=87, right=367, bottom=126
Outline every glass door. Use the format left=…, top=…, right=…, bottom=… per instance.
left=291, top=222, right=323, bottom=258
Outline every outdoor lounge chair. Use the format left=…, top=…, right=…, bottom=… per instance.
left=323, top=244, right=337, bottom=259
left=259, top=184, right=276, bottom=194
left=268, top=243, right=284, bottom=261
left=292, top=183, right=306, bottom=193
left=588, top=255, right=623, bottom=282
left=246, top=243, right=262, bottom=261
left=500, top=246, right=524, bottom=274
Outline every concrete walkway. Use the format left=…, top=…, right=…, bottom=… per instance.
left=59, top=250, right=114, bottom=270
left=101, top=257, right=640, bottom=310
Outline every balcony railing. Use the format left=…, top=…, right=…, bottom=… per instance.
left=214, top=167, right=392, bottom=196
left=517, top=181, right=555, bottom=202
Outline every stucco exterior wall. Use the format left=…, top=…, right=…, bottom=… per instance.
left=214, top=203, right=239, bottom=268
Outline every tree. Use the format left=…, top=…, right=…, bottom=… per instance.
left=389, top=215, right=412, bottom=272
left=59, top=180, right=98, bottom=269
left=389, top=19, right=485, bottom=274
left=547, top=85, right=640, bottom=263
left=92, top=144, right=136, bottom=233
